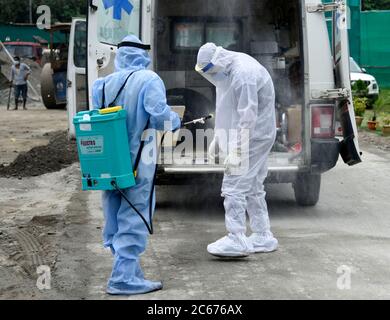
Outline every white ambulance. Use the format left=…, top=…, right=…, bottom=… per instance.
left=67, top=0, right=361, bottom=206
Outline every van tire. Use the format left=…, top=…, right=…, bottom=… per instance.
left=293, top=173, right=321, bottom=206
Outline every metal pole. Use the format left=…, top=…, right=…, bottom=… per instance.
left=29, top=0, right=33, bottom=24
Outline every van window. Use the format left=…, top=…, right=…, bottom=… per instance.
left=350, top=58, right=362, bottom=73
left=173, top=22, right=204, bottom=49
left=206, top=22, right=240, bottom=50
left=97, top=0, right=141, bottom=45
left=172, top=20, right=241, bottom=51
left=74, top=21, right=87, bottom=68
left=5, top=45, right=34, bottom=58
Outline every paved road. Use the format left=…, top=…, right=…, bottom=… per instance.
left=67, top=144, right=390, bottom=300
left=1, top=107, right=388, bottom=300
left=1, top=142, right=389, bottom=299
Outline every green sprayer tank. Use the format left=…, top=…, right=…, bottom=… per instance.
left=73, top=107, right=136, bottom=191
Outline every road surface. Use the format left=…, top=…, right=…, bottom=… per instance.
left=1, top=134, right=389, bottom=299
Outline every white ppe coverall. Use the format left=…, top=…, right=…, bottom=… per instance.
left=197, top=43, right=277, bottom=238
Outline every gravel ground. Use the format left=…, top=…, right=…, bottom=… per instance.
left=358, top=129, right=390, bottom=152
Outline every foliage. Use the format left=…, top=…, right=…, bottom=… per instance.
left=379, top=89, right=390, bottom=113
left=353, top=97, right=367, bottom=117
left=372, top=95, right=390, bottom=121
left=382, top=115, right=390, bottom=126
left=362, top=0, right=390, bottom=11
left=352, top=79, right=369, bottom=98
left=0, top=0, right=87, bottom=24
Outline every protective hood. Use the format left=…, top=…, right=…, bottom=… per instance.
left=196, top=43, right=236, bottom=86
left=196, top=43, right=235, bottom=74
left=115, top=35, right=151, bottom=72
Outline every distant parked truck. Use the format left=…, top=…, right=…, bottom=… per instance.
left=3, top=41, right=44, bottom=65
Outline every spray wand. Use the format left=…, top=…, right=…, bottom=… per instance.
left=182, top=114, right=214, bottom=127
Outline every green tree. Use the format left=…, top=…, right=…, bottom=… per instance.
left=362, top=0, right=390, bottom=11
left=0, top=0, right=87, bottom=24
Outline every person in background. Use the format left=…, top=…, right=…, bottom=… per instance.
left=10, top=56, right=31, bottom=110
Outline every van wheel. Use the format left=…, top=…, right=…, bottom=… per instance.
left=293, top=173, right=321, bottom=206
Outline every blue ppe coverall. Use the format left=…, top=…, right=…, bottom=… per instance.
left=92, top=35, right=181, bottom=295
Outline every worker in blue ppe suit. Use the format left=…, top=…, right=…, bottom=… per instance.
left=92, top=35, right=181, bottom=295
left=196, top=43, right=278, bottom=258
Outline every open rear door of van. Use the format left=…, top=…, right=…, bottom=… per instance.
left=332, top=0, right=362, bottom=165
left=67, top=18, right=87, bottom=138
left=87, top=0, right=152, bottom=107
left=305, top=0, right=361, bottom=166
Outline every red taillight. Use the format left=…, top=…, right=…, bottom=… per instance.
left=311, top=105, right=335, bottom=139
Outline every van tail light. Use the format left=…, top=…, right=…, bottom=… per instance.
left=311, top=105, right=335, bottom=139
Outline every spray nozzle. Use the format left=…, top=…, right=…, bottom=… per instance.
left=183, top=114, right=214, bottom=127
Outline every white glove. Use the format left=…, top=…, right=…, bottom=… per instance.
left=208, top=139, right=218, bottom=162
left=224, top=148, right=242, bottom=174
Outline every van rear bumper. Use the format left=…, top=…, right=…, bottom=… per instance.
left=157, top=164, right=302, bottom=185
left=156, top=139, right=340, bottom=185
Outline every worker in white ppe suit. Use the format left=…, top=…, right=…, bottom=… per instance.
left=196, top=43, right=278, bottom=258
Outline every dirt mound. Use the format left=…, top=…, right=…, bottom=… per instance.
left=0, top=131, right=78, bottom=178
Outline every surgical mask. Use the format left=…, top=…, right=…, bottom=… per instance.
left=202, top=70, right=229, bottom=87
left=195, top=62, right=228, bottom=87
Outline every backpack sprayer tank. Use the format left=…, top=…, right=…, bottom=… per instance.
left=73, top=96, right=210, bottom=235
left=73, top=107, right=136, bottom=191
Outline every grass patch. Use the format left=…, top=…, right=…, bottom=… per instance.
left=379, top=88, right=390, bottom=113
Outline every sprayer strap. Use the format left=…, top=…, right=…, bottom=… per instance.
left=101, top=82, right=106, bottom=109
left=133, top=118, right=151, bottom=176
left=101, top=71, right=137, bottom=109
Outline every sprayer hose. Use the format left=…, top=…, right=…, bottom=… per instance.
left=110, top=132, right=167, bottom=235
left=111, top=180, right=154, bottom=235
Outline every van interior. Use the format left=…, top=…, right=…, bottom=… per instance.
left=154, top=0, right=304, bottom=166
